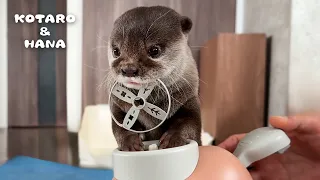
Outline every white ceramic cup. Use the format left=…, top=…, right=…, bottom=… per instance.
left=112, top=140, right=199, bottom=180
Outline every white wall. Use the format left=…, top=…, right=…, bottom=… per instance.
left=0, top=129, right=7, bottom=164
left=67, top=0, right=83, bottom=133
left=0, top=0, right=8, bottom=128
left=235, top=0, right=245, bottom=33
left=0, top=0, right=8, bottom=164
left=288, top=0, right=320, bottom=114
left=237, top=0, right=320, bottom=118
left=0, top=0, right=84, bottom=131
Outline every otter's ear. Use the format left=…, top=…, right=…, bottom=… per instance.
left=180, top=16, right=192, bottom=34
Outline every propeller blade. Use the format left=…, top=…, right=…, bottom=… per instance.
left=138, top=84, right=156, bottom=99
left=111, top=84, right=136, bottom=104
left=123, top=106, right=140, bottom=129
left=143, top=102, right=167, bottom=120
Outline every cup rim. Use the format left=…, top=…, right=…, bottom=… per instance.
left=112, top=139, right=198, bottom=157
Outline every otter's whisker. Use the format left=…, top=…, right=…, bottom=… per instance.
left=145, top=9, right=171, bottom=40
left=158, top=83, right=183, bottom=106
left=171, top=73, right=187, bottom=98
left=97, top=71, right=111, bottom=92
left=199, top=78, right=208, bottom=86
left=84, top=64, right=109, bottom=72
left=169, top=75, right=183, bottom=97
left=96, top=33, right=109, bottom=44
left=91, top=46, right=109, bottom=53
left=189, top=46, right=208, bottom=49
left=122, top=26, right=125, bottom=39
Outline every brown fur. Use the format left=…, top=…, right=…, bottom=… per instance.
left=107, top=6, right=202, bottom=151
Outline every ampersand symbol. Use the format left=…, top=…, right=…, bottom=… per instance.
left=40, top=27, right=50, bottom=36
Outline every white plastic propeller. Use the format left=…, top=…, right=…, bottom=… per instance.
left=109, top=79, right=171, bottom=133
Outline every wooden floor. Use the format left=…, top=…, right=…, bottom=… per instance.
left=0, top=128, right=79, bottom=166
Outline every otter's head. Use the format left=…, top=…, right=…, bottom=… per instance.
left=108, top=6, right=193, bottom=89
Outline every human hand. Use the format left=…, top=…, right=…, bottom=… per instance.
left=218, top=115, right=320, bottom=180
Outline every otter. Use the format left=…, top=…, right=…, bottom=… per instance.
left=107, top=6, right=202, bottom=151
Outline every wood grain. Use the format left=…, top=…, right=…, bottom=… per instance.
left=7, top=0, right=39, bottom=127
left=8, top=128, right=39, bottom=158
left=56, top=0, right=67, bottom=126
left=7, top=128, right=77, bottom=166
left=8, top=0, right=67, bottom=127
left=55, top=128, right=70, bottom=164
left=82, top=0, right=236, bottom=111
left=199, top=36, right=218, bottom=137
left=82, top=0, right=114, bottom=112
left=200, top=33, right=267, bottom=144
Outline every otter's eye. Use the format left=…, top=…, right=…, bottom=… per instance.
left=147, top=45, right=161, bottom=59
left=112, top=47, right=121, bottom=58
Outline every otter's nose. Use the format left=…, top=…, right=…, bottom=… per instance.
left=121, top=66, right=139, bottom=77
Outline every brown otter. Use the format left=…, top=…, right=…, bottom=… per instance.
left=107, top=6, right=202, bottom=151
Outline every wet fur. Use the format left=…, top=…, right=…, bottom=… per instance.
left=107, top=6, right=202, bottom=151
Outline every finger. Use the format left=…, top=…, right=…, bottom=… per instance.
left=217, top=133, right=246, bottom=152
left=269, top=115, right=320, bottom=133
left=250, top=171, right=262, bottom=180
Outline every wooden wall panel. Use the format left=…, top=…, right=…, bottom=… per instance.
left=7, top=128, right=78, bottom=166
left=55, top=0, right=67, bottom=126
left=8, top=129, right=39, bottom=158
left=7, top=0, right=39, bottom=127
left=82, top=0, right=115, bottom=110
left=82, top=0, right=236, bottom=111
left=7, top=0, right=67, bottom=127
left=200, top=33, right=267, bottom=144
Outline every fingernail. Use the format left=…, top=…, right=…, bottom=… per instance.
left=272, top=116, right=288, bottom=121
left=273, top=116, right=287, bottom=119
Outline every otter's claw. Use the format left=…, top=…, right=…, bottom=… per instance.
left=120, top=134, right=144, bottom=151
left=159, top=131, right=187, bottom=149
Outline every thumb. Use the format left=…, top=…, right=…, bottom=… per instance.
left=250, top=171, right=262, bottom=180
left=217, top=134, right=246, bottom=152
left=269, top=115, right=320, bottom=133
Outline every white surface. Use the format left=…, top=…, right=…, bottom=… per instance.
left=0, top=129, right=7, bottom=164
left=148, top=144, right=158, bottom=151
left=67, top=0, right=83, bottom=132
left=113, top=140, right=199, bottom=180
left=79, top=137, right=113, bottom=169
left=235, top=0, right=245, bottom=33
left=288, top=0, right=320, bottom=115
left=233, top=127, right=291, bottom=168
left=0, top=0, right=8, bottom=128
left=238, top=0, right=320, bottom=119
left=78, top=104, right=117, bottom=169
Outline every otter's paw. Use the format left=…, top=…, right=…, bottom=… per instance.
left=159, top=131, right=187, bottom=149
left=119, top=134, right=144, bottom=151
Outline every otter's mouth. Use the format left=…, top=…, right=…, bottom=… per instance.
left=122, top=81, right=145, bottom=89
left=115, top=74, right=160, bottom=89
left=127, top=81, right=141, bottom=85
left=119, top=77, right=147, bottom=89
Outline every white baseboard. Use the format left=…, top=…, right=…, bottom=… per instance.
left=0, top=0, right=8, bottom=128
left=0, top=129, right=7, bottom=164
left=67, top=0, right=83, bottom=133
left=78, top=137, right=113, bottom=169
